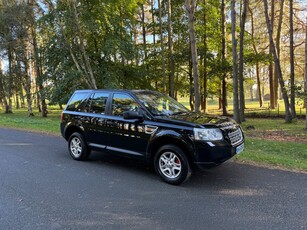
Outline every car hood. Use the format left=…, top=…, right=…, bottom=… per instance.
left=155, top=112, right=237, bottom=129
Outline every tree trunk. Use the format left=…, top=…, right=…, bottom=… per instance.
left=231, top=0, right=240, bottom=123
left=167, top=0, right=175, bottom=98
left=158, top=0, right=166, bottom=93
left=7, top=49, right=14, bottom=114
left=0, top=58, right=3, bottom=105
left=263, top=0, right=292, bottom=122
left=238, top=0, right=248, bottom=122
left=305, top=17, right=307, bottom=129
left=0, top=58, right=7, bottom=112
left=23, top=50, right=34, bottom=117
left=289, top=0, right=296, bottom=118
left=221, top=0, right=228, bottom=115
left=185, top=0, right=200, bottom=112
left=202, top=0, right=208, bottom=113
left=256, top=63, right=262, bottom=107
left=20, top=85, right=25, bottom=108
left=250, top=86, right=253, bottom=101
left=269, top=0, right=275, bottom=109
left=274, top=0, right=285, bottom=108
left=141, top=4, right=147, bottom=61
left=248, top=5, right=263, bottom=107
left=151, top=0, right=156, bottom=46
left=30, top=0, right=47, bottom=117
left=189, top=58, right=194, bottom=111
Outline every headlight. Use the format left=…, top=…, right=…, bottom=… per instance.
left=193, top=128, right=223, bottom=141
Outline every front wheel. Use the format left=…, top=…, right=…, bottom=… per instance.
left=68, top=132, right=91, bottom=161
left=154, top=145, right=191, bottom=185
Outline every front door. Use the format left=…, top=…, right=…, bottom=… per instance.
left=104, top=93, right=149, bottom=157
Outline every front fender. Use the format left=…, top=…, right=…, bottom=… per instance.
left=146, top=129, right=195, bottom=160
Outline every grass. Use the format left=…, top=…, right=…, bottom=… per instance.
left=235, top=138, right=307, bottom=172
left=237, top=118, right=307, bottom=172
left=241, top=118, right=307, bottom=137
left=0, top=108, right=61, bottom=135
left=0, top=107, right=306, bottom=172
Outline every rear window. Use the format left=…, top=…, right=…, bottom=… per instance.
left=88, top=92, right=109, bottom=114
left=65, top=92, right=89, bottom=111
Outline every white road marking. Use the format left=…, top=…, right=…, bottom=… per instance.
left=0, top=143, right=32, bottom=146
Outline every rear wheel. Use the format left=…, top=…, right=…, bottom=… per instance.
left=68, top=132, right=91, bottom=161
left=154, top=145, right=191, bottom=185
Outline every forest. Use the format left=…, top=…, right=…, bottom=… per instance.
left=0, top=0, right=306, bottom=124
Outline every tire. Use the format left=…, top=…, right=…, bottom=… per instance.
left=68, top=132, right=91, bottom=161
left=154, top=145, right=191, bottom=185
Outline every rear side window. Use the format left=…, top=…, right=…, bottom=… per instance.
left=66, top=92, right=89, bottom=111
left=112, top=93, right=139, bottom=116
left=88, top=93, right=109, bottom=114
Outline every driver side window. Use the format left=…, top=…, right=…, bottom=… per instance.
left=112, top=93, right=139, bottom=116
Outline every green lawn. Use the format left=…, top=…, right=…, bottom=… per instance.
left=235, top=138, right=307, bottom=171
left=0, top=108, right=61, bottom=135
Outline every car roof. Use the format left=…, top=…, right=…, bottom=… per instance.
left=74, top=89, right=158, bottom=94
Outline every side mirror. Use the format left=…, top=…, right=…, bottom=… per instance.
left=123, top=111, right=144, bottom=121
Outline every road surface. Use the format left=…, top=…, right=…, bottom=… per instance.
left=0, top=128, right=306, bottom=230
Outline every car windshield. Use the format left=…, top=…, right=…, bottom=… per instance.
left=134, top=91, right=190, bottom=116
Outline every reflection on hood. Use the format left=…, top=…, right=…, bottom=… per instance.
left=169, top=112, right=236, bottom=128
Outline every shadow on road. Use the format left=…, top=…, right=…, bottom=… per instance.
left=82, top=150, right=265, bottom=191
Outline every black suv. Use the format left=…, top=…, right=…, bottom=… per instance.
left=61, top=90, right=244, bottom=185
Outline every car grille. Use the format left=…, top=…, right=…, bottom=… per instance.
left=227, top=128, right=243, bottom=146
left=218, top=122, right=236, bottom=130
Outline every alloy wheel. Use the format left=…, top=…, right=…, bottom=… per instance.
left=158, top=151, right=182, bottom=179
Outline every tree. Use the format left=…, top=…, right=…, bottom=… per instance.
left=269, top=0, right=275, bottom=109
left=305, top=16, right=307, bottom=129
left=248, top=4, right=263, bottom=107
left=274, top=0, right=285, bottom=110
left=289, top=0, right=297, bottom=118
left=167, top=0, right=175, bottom=98
left=238, top=0, right=248, bottom=122
left=0, top=2, right=35, bottom=115
left=200, top=0, right=207, bottom=112
left=71, top=0, right=97, bottom=89
left=221, top=0, right=228, bottom=115
left=263, top=0, right=292, bottom=122
left=158, top=0, right=166, bottom=93
left=0, top=58, right=5, bottom=110
left=28, top=0, right=48, bottom=117
left=44, top=0, right=97, bottom=90
left=185, top=0, right=200, bottom=112
left=231, top=0, right=240, bottom=123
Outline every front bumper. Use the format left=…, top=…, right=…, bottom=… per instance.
left=192, top=140, right=244, bottom=170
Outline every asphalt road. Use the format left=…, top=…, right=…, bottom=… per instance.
left=0, top=128, right=306, bottom=230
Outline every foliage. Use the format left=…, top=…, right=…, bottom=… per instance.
left=0, top=0, right=306, bottom=123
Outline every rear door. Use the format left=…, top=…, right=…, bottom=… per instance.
left=84, top=92, right=110, bottom=147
